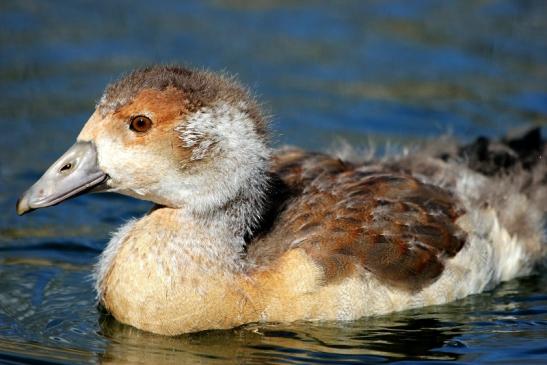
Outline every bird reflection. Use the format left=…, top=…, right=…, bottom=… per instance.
left=97, top=311, right=463, bottom=364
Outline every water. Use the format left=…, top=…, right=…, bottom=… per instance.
left=1, top=0, right=546, bottom=363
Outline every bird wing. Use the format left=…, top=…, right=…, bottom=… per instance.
left=247, top=148, right=467, bottom=292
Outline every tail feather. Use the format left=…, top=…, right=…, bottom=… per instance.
left=458, top=127, right=545, bottom=176
left=454, top=127, right=547, bottom=269
left=393, top=127, right=546, bottom=272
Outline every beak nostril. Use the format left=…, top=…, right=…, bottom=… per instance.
left=60, top=163, right=72, bottom=172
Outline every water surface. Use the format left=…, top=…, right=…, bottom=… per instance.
left=1, top=0, right=546, bottom=364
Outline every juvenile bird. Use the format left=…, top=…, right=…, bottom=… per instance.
left=17, top=66, right=547, bottom=335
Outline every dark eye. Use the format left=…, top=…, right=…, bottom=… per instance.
left=129, top=116, right=153, bottom=133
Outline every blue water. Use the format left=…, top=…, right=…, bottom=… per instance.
left=1, top=0, right=546, bottom=363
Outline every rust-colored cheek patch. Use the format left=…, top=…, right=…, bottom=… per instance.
left=79, top=87, right=190, bottom=146
left=79, top=87, right=199, bottom=167
left=115, top=87, right=189, bottom=127
left=110, top=87, right=189, bottom=148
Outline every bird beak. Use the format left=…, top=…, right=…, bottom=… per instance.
left=16, top=141, right=108, bottom=215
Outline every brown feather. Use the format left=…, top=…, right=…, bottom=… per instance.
left=247, top=149, right=467, bottom=292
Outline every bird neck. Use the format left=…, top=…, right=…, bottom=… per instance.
left=172, top=100, right=272, bottom=237
left=192, top=171, right=271, bottom=239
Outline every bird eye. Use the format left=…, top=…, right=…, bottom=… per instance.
left=129, top=116, right=153, bottom=133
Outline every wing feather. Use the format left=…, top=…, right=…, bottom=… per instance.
left=247, top=149, right=466, bottom=291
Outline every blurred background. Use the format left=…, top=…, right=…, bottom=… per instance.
left=0, top=1, right=546, bottom=364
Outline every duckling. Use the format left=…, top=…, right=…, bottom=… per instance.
left=16, top=66, right=546, bottom=335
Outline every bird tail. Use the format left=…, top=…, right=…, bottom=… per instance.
left=399, top=127, right=546, bottom=274
left=458, top=127, right=545, bottom=178
left=456, top=127, right=547, bottom=271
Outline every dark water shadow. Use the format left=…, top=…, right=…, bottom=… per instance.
left=97, top=312, right=462, bottom=364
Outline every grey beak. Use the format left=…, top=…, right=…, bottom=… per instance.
left=16, top=141, right=108, bottom=215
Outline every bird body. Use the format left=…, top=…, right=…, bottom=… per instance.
left=17, top=66, right=546, bottom=335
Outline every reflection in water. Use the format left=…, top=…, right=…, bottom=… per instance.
left=98, top=314, right=462, bottom=364
left=348, top=318, right=460, bottom=360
